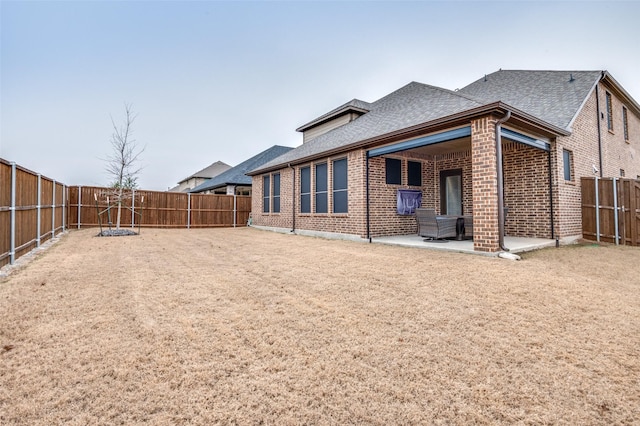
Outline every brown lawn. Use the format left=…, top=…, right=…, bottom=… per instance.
left=0, top=227, right=639, bottom=425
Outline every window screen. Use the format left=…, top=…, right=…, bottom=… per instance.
left=300, top=166, right=311, bottom=213
left=262, top=175, right=270, bottom=213
left=333, top=158, right=348, bottom=213
left=407, top=161, right=422, bottom=186
left=315, top=163, right=327, bottom=213
left=563, top=149, right=572, bottom=181
left=385, top=158, right=402, bottom=185
left=272, top=173, right=280, bottom=213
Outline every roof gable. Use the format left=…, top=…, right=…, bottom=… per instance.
left=190, top=145, right=294, bottom=193
left=458, top=70, right=602, bottom=130
left=178, top=160, right=231, bottom=184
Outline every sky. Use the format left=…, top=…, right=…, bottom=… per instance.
left=2, top=0, right=640, bottom=190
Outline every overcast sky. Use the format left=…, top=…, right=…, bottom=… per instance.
left=2, top=0, right=639, bottom=190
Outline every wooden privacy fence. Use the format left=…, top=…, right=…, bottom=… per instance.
left=67, top=186, right=251, bottom=230
left=0, top=159, right=67, bottom=267
left=581, top=177, right=640, bottom=246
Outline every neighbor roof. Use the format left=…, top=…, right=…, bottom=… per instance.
left=178, top=160, right=231, bottom=184
left=296, top=99, right=372, bottom=132
left=458, top=70, right=602, bottom=130
left=190, top=145, right=294, bottom=193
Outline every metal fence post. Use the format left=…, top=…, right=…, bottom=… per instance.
left=37, top=174, right=42, bottom=247
left=595, top=177, right=600, bottom=242
left=52, top=180, right=56, bottom=238
left=10, top=162, right=16, bottom=265
left=77, top=186, right=82, bottom=229
left=187, top=193, right=191, bottom=229
left=613, top=177, right=619, bottom=245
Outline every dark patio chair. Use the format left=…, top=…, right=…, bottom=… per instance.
left=416, top=208, right=458, bottom=240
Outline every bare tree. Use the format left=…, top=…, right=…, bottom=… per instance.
left=104, top=103, right=144, bottom=229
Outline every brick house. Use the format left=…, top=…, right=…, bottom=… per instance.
left=247, top=70, right=640, bottom=253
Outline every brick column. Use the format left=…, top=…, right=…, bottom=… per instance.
left=471, top=116, right=500, bottom=252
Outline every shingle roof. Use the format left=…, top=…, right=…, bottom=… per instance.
left=459, top=70, right=602, bottom=130
left=178, top=160, right=231, bottom=184
left=190, top=145, right=294, bottom=193
left=296, top=99, right=372, bottom=132
left=252, top=82, right=486, bottom=173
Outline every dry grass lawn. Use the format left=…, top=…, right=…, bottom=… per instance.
left=1, top=227, right=639, bottom=424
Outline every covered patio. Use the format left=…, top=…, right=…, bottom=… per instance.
left=364, top=111, right=561, bottom=253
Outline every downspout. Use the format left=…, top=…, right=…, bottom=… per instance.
left=496, top=110, right=511, bottom=252
left=366, top=154, right=371, bottom=243
left=595, top=82, right=604, bottom=177
left=548, top=148, right=555, bottom=240
left=289, top=164, right=296, bottom=233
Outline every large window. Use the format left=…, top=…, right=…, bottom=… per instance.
left=333, top=158, right=348, bottom=213
left=315, top=163, right=328, bottom=213
left=623, top=106, right=629, bottom=142
left=563, top=149, right=573, bottom=181
left=272, top=173, right=280, bottom=213
left=385, top=158, right=402, bottom=185
left=407, top=161, right=422, bottom=186
left=262, top=175, right=270, bottom=213
left=606, top=91, right=614, bottom=132
left=300, top=166, right=311, bottom=213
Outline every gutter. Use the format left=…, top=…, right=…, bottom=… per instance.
left=595, top=78, right=604, bottom=178
left=496, top=110, right=511, bottom=252
left=289, top=164, right=296, bottom=233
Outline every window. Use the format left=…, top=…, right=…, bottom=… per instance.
left=563, top=149, right=573, bottom=181
left=606, top=92, right=613, bottom=132
left=623, top=106, right=629, bottom=142
left=407, top=161, right=422, bottom=186
left=262, top=175, right=270, bottom=213
left=385, top=158, right=402, bottom=185
left=620, top=169, right=626, bottom=177
left=315, top=163, right=327, bottom=213
left=272, top=173, right=280, bottom=213
left=333, top=158, right=348, bottom=213
left=300, top=166, right=311, bottom=213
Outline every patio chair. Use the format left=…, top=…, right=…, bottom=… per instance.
left=416, top=208, right=458, bottom=240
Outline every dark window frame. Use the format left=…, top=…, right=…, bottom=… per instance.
left=332, top=158, right=348, bottom=214
left=606, top=91, right=614, bottom=132
left=623, top=106, right=629, bottom=142
left=407, top=160, right=422, bottom=187
left=563, top=149, right=573, bottom=181
left=272, top=173, right=281, bottom=213
left=315, top=162, right=328, bottom=214
left=262, top=175, right=270, bottom=213
left=300, top=166, right=311, bottom=214
left=385, top=158, right=402, bottom=185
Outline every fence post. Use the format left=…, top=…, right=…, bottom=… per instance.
left=595, top=177, right=600, bottom=242
left=187, top=193, right=191, bottom=229
left=9, top=162, right=16, bottom=265
left=52, top=180, right=56, bottom=238
left=62, top=184, right=66, bottom=232
left=131, top=188, right=135, bottom=228
left=233, top=194, right=237, bottom=228
left=37, top=174, right=42, bottom=247
left=613, top=178, right=619, bottom=246
left=77, top=186, right=82, bottom=229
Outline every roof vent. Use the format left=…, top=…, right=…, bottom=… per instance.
left=569, top=73, right=575, bottom=82
left=484, top=74, right=487, bottom=82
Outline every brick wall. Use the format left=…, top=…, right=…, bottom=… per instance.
left=471, top=116, right=500, bottom=252
left=503, top=142, right=552, bottom=238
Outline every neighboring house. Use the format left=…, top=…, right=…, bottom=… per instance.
left=190, top=145, right=294, bottom=196
left=248, top=70, right=640, bottom=253
left=169, top=161, right=232, bottom=192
